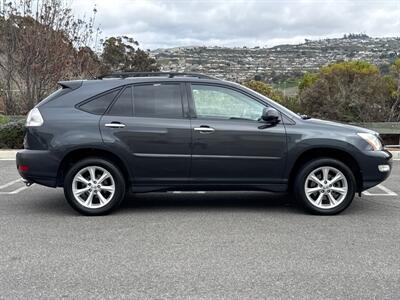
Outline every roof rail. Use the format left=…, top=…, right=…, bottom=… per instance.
left=97, top=71, right=219, bottom=80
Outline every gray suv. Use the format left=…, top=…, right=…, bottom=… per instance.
left=16, top=72, right=392, bottom=215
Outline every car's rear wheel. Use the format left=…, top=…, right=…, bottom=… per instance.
left=294, top=158, right=356, bottom=215
left=64, top=158, right=125, bottom=215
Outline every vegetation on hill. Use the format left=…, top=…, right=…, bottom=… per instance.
left=154, top=35, right=400, bottom=84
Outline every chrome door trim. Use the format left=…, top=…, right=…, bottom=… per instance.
left=133, top=153, right=191, bottom=158
left=192, top=154, right=280, bottom=160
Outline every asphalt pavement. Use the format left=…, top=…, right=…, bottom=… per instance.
left=0, top=160, right=400, bottom=299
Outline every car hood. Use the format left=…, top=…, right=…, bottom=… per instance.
left=304, top=118, right=378, bottom=135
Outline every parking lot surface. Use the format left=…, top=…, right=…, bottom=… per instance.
left=1, top=160, right=400, bottom=299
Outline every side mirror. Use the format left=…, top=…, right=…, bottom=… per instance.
left=261, top=107, right=280, bottom=124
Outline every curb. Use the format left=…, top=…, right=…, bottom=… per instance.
left=1, top=149, right=400, bottom=160
left=0, top=150, right=18, bottom=160
left=391, top=151, right=400, bottom=160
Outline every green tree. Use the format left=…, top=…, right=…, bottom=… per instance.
left=298, top=61, right=394, bottom=122
left=101, top=36, right=159, bottom=72
left=244, top=80, right=301, bottom=113
left=298, top=72, right=318, bottom=91
left=388, top=58, right=400, bottom=121
left=244, top=80, right=284, bottom=102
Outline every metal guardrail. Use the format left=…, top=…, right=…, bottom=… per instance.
left=354, top=123, right=400, bottom=147
left=353, top=122, right=400, bottom=135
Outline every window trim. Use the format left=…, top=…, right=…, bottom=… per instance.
left=132, top=82, right=186, bottom=119
left=187, top=83, right=269, bottom=122
left=76, top=87, right=122, bottom=115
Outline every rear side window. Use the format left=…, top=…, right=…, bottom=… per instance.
left=133, top=84, right=183, bottom=118
left=79, top=89, right=120, bottom=115
left=107, top=87, right=133, bottom=116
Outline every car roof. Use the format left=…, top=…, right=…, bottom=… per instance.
left=79, top=76, right=238, bottom=91
left=97, top=71, right=218, bottom=80
left=60, top=72, right=242, bottom=91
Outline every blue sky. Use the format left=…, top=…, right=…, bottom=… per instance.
left=72, top=0, right=400, bottom=49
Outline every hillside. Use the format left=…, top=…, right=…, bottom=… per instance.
left=152, top=35, right=400, bottom=83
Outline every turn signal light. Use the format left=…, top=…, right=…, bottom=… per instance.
left=378, top=165, right=390, bottom=172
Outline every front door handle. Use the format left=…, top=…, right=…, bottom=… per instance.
left=105, top=122, right=126, bottom=128
left=194, top=126, right=215, bottom=134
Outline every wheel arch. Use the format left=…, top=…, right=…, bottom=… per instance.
left=288, top=147, right=362, bottom=193
left=57, top=148, right=131, bottom=187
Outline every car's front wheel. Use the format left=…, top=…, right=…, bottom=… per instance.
left=294, top=158, right=356, bottom=215
left=64, top=158, right=126, bottom=215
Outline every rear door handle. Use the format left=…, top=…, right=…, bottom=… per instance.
left=105, top=122, right=126, bottom=128
left=194, top=126, right=215, bottom=133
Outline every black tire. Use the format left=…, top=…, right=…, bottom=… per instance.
left=64, top=158, right=126, bottom=216
left=294, top=158, right=356, bottom=215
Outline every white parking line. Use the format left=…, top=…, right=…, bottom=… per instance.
left=0, top=179, right=22, bottom=190
left=8, top=185, right=31, bottom=194
left=362, top=184, right=398, bottom=196
left=0, top=185, right=33, bottom=195
left=0, top=178, right=34, bottom=195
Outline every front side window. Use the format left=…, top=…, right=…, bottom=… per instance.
left=133, top=84, right=183, bottom=118
left=191, top=85, right=265, bottom=121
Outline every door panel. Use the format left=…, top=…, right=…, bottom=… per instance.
left=190, top=119, right=286, bottom=182
left=100, top=84, right=191, bottom=183
left=188, top=83, right=287, bottom=183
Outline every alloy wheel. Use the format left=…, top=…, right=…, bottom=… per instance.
left=304, top=166, right=348, bottom=209
left=72, top=166, right=115, bottom=209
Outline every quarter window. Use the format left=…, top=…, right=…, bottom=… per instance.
left=107, top=87, right=133, bottom=116
left=191, top=85, right=265, bottom=121
left=133, top=84, right=183, bottom=118
left=79, top=89, right=120, bottom=115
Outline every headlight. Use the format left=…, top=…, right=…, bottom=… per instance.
left=357, top=132, right=382, bottom=151
left=26, top=108, right=44, bottom=127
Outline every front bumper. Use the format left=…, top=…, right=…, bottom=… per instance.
left=359, top=150, right=392, bottom=191
left=16, top=149, right=59, bottom=187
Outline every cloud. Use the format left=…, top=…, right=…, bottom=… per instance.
left=72, top=0, right=400, bottom=49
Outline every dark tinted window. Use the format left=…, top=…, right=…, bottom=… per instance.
left=108, top=87, right=133, bottom=116
left=79, top=89, right=120, bottom=115
left=133, top=84, right=183, bottom=118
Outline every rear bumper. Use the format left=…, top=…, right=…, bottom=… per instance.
left=359, top=150, right=392, bottom=191
left=16, top=150, right=59, bottom=187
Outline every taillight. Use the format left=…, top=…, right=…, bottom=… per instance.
left=18, top=165, right=29, bottom=172
left=26, top=108, right=44, bottom=127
